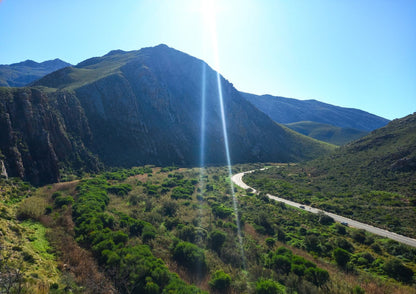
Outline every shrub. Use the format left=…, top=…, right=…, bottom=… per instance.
left=383, top=258, right=414, bottom=283
left=333, top=248, right=350, bottom=268
left=305, top=267, right=329, bottom=287
left=208, top=230, right=226, bottom=253
left=162, top=200, right=179, bottom=217
left=16, top=196, right=47, bottom=220
left=265, top=237, right=275, bottom=247
left=255, top=279, right=285, bottom=294
left=211, top=204, right=233, bottom=218
left=209, top=270, right=231, bottom=291
left=54, top=195, right=74, bottom=208
left=172, top=241, right=206, bottom=272
left=107, top=183, right=132, bottom=196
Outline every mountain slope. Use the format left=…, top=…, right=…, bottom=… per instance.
left=0, top=59, right=71, bottom=87
left=246, top=112, right=416, bottom=236
left=241, top=92, right=389, bottom=132
left=285, top=121, right=368, bottom=145
left=1, top=45, right=333, bottom=184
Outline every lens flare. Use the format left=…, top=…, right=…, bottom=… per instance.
left=201, top=0, right=246, bottom=270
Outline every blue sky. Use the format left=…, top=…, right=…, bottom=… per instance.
left=0, top=0, right=415, bottom=120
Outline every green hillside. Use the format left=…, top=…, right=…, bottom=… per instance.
left=1, top=165, right=416, bottom=293
left=285, top=121, right=368, bottom=145
left=245, top=113, right=416, bottom=237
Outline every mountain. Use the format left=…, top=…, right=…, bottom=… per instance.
left=240, top=92, right=389, bottom=132
left=285, top=121, right=368, bottom=145
left=0, top=45, right=333, bottom=185
left=0, top=59, right=71, bottom=87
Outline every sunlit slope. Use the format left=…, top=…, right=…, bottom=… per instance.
left=309, top=113, right=416, bottom=195
left=34, top=44, right=334, bottom=167
left=285, top=121, right=368, bottom=145
left=246, top=113, right=416, bottom=237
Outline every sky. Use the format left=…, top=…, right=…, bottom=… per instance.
left=0, top=0, right=415, bottom=120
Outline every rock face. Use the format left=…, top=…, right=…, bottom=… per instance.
left=0, top=88, right=101, bottom=185
left=241, top=92, right=389, bottom=132
left=0, top=59, right=71, bottom=87
left=0, top=45, right=333, bottom=185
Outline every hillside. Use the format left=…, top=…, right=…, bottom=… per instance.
left=1, top=166, right=416, bottom=293
left=0, top=59, right=71, bottom=87
left=285, top=121, right=368, bottom=145
left=245, top=113, right=416, bottom=237
left=241, top=92, right=389, bottom=132
left=0, top=45, right=333, bottom=185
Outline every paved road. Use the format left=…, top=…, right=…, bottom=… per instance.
left=231, top=169, right=416, bottom=248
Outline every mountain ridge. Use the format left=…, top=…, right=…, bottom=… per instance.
left=240, top=92, right=390, bottom=132
left=1, top=45, right=333, bottom=185
left=0, top=59, right=71, bottom=87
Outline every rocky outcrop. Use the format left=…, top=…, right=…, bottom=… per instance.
left=0, top=160, right=7, bottom=179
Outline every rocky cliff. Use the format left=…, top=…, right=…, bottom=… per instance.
left=0, top=88, right=101, bottom=185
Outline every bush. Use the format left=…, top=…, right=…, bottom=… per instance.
left=333, top=248, right=350, bottom=268
left=383, top=258, right=414, bottom=283
left=208, top=230, right=226, bottom=253
left=209, top=270, right=231, bottom=291
left=211, top=203, right=233, bottom=218
left=162, top=200, right=179, bottom=217
left=255, top=279, right=285, bottom=294
left=172, top=241, right=206, bottom=272
left=305, top=267, right=329, bottom=287
left=16, top=196, right=47, bottom=220
left=107, top=183, right=132, bottom=196
left=54, top=195, right=74, bottom=208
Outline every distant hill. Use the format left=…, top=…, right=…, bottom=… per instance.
left=240, top=92, right=389, bottom=132
left=285, top=121, right=368, bottom=145
left=0, top=59, right=71, bottom=87
left=0, top=45, right=333, bottom=185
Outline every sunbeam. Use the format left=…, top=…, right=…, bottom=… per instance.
left=201, top=0, right=246, bottom=270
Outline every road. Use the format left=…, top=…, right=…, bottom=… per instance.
left=231, top=169, right=416, bottom=248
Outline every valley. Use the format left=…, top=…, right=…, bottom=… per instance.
left=0, top=45, right=415, bottom=293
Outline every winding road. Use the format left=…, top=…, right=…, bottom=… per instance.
left=231, top=169, right=416, bottom=248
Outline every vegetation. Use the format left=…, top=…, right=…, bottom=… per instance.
left=1, top=162, right=416, bottom=293
left=285, top=121, right=368, bottom=145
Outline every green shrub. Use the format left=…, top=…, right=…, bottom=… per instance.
left=255, top=279, right=285, bottom=294
left=54, top=196, right=74, bottom=208
left=172, top=241, right=206, bottom=272
left=208, top=230, right=226, bottom=253
left=107, top=183, right=132, bottom=196
left=209, top=270, right=231, bottom=291
left=211, top=203, right=233, bottom=218
left=383, top=258, right=414, bottom=283
left=333, top=248, right=350, bottom=268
